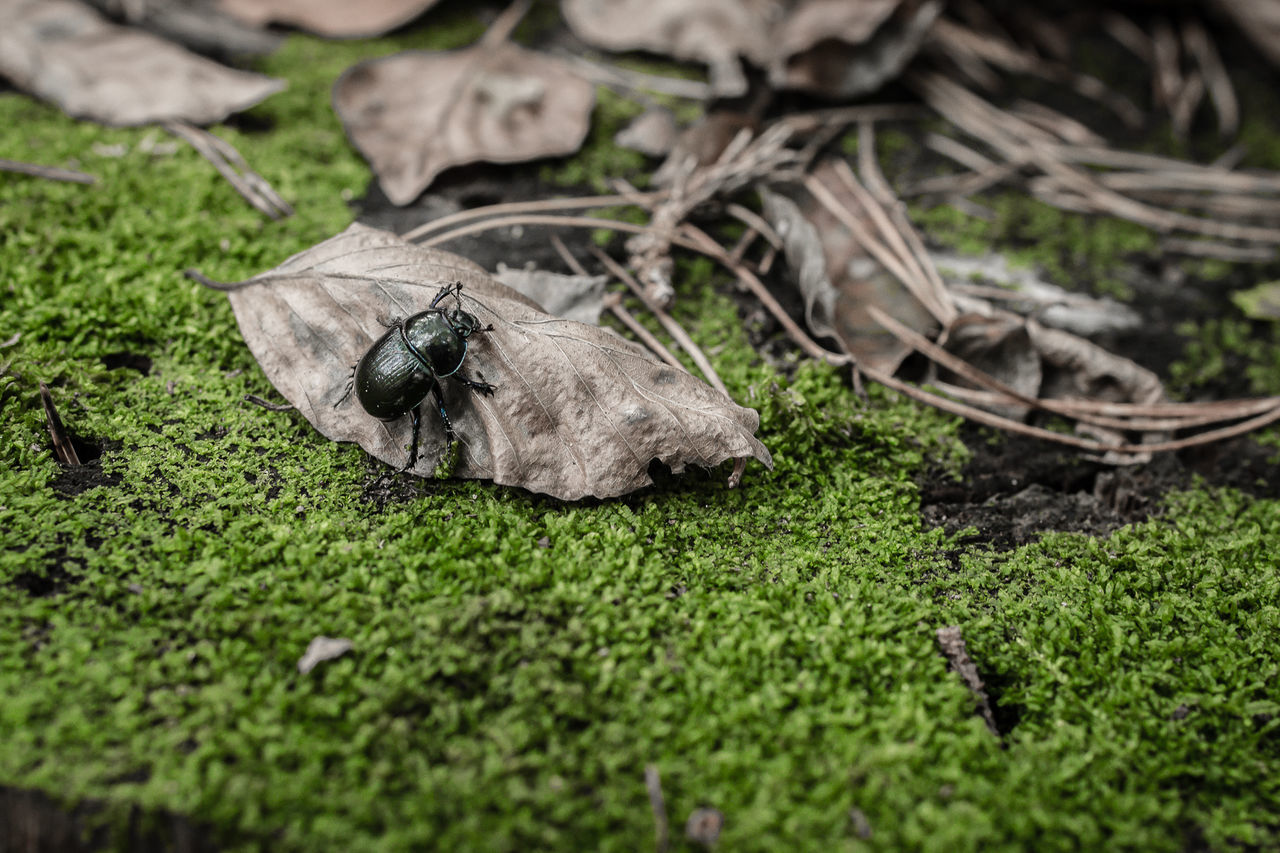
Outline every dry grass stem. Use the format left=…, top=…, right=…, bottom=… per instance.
left=588, top=245, right=729, bottom=395
left=400, top=193, right=663, bottom=243
left=627, top=122, right=805, bottom=306
left=164, top=122, right=292, bottom=219
left=0, top=157, right=96, bottom=184
left=549, top=234, right=687, bottom=373
left=679, top=223, right=852, bottom=368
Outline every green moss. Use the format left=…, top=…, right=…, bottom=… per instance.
left=913, top=193, right=1157, bottom=301
left=2, top=13, right=1280, bottom=853
left=540, top=87, right=650, bottom=192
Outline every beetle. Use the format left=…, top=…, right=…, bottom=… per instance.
left=342, top=281, right=495, bottom=470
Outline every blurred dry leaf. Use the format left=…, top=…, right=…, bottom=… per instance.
left=209, top=223, right=770, bottom=499
left=772, top=0, right=943, bottom=98
left=0, top=0, right=283, bottom=126
left=615, top=106, right=679, bottom=157
left=934, top=251, right=1142, bottom=338
left=85, top=0, right=281, bottom=55
left=563, top=0, right=939, bottom=98
left=217, top=0, right=439, bottom=38
left=562, top=0, right=773, bottom=97
left=333, top=41, right=594, bottom=205
left=761, top=171, right=938, bottom=375
left=492, top=264, right=608, bottom=325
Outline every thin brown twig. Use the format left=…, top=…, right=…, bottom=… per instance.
left=164, top=122, right=291, bottom=219
left=588, top=246, right=729, bottom=395
left=39, top=382, right=81, bottom=466
left=845, top=150, right=958, bottom=324
left=859, top=360, right=1280, bottom=455
left=1182, top=19, right=1238, bottom=136
left=645, top=765, right=671, bottom=853
left=679, top=223, right=851, bottom=367
left=400, top=193, right=663, bottom=243
left=0, top=158, right=96, bottom=184
left=549, top=235, right=687, bottom=373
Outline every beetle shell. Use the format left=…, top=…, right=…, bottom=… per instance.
left=354, top=323, right=438, bottom=420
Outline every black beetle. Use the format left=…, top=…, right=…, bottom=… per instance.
left=342, top=281, right=495, bottom=470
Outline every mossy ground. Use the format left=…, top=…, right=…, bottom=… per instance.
left=3, top=12, right=1280, bottom=852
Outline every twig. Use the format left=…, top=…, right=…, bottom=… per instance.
left=588, top=246, right=729, bottom=395
left=401, top=193, right=663, bottom=243
left=550, top=49, right=711, bottom=100
left=245, top=394, right=294, bottom=412
left=859, top=359, right=1280, bottom=455
left=645, top=765, right=671, bottom=853
left=1161, top=239, right=1276, bottom=262
left=936, top=626, right=999, bottom=736
left=39, top=382, right=81, bottom=466
left=549, top=235, right=687, bottom=372
left=679, top=223, right=851, bottom=367
left=0, top=158, right=96, bottom=185
left=164, top=122, right=292, bottom=219
left=1182, top=19, right=1238, bottom=136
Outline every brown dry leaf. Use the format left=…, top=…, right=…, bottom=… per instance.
left=0, top=0, right=283, bottom=126
left=770, top=0, right=943, bottom=98
left=217, top=0, right=439, bottom=38
left=85, top=0, right=281, bottom=56
left=333, top=41, right=594, bottom=205
left=563, top=0, right=939, bottom=98
left=562, top=0, right=773, bottom=97
left=760, top=182, right=938, bottom=375
left=210, top=223, right=770, bottom=500
left=492, top=265, right=608, bottom=325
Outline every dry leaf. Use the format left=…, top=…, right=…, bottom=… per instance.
left=217, top=0, right=439, bottom=38
left=211, top=223, right=770, bottom=500
left=563, top=0, right=939, bottom=98
left=935, top=251, right=1142, bottom=338
left=0, top=0, right=283, bottom=126
left=333, top=41, right=594, bottom=205
left=562, top=0, right=774, bottom=97
left=761, top=180, right=938, bottom=374
left=492, top=264, right=608, bottom=325
left=615, top=107, right=679, bottom=157
left=85, top=0, right=281, bottom=56
left=772, top=0, right=943, bottom=98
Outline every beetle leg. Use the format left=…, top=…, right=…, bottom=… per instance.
left=404, top=403, right=422, bottom=470
left=430, top=282, right=461, bottom=309
left=430, top=384, right=455, bottom=449
left=453, top=374, right=496, bottom=396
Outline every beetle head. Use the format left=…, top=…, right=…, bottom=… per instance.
left=446, top=308, right=482, bottom=338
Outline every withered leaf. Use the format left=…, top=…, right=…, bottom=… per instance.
left=217, top=0, right=440, bottom=38
left=85, top=0, right=282, bottom=56
left=0, top=0, right=283, bottom=126
left=563, top=0, right=939, bottom=99
left=213, top=224, right=770, bottom=500
left=771, top=0, right=942, bottom=99
left=492, top=264, right=608, bottom=325
left=333, top=42, right=594, bottom=205
left=761, top=178, right=938, bottom=375
left=562, top=0, right=773, bottom=97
